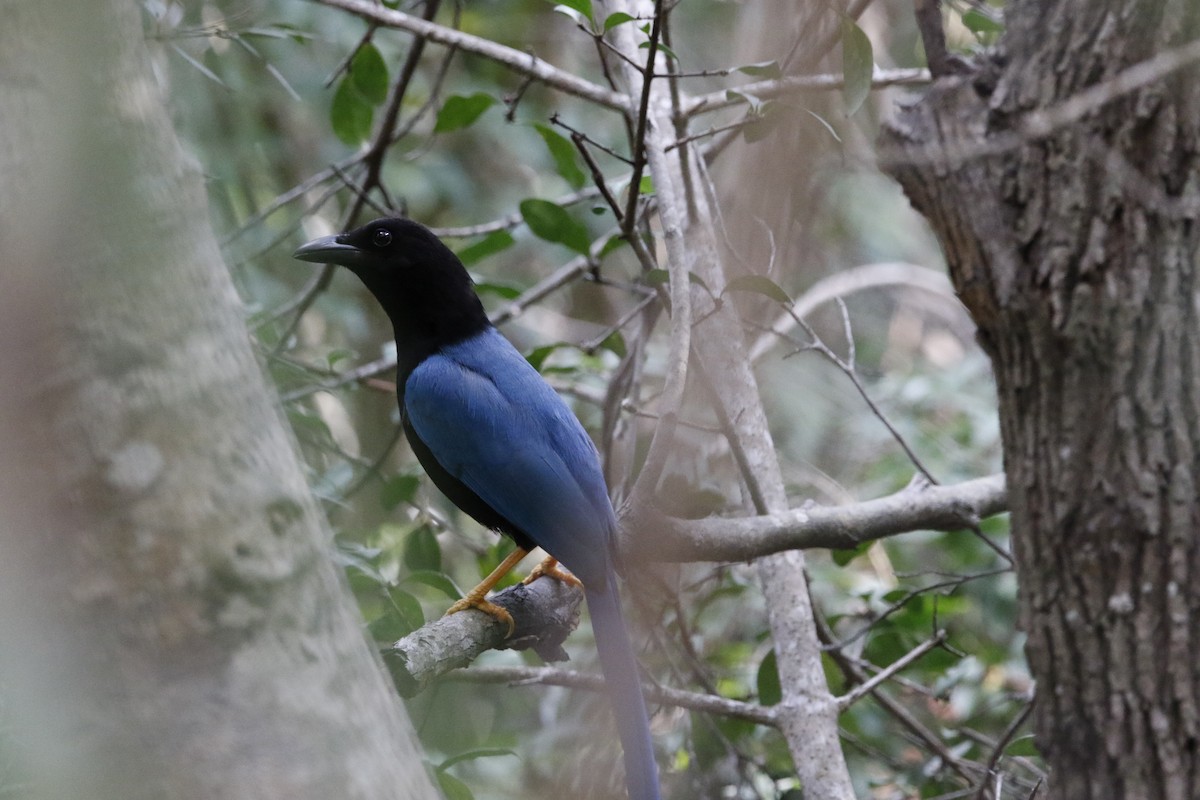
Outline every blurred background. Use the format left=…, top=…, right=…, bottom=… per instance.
left=4, top=0, right=1028, bottom=797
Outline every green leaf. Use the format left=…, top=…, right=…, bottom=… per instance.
left=331, top=77, right=374, bottom=145
left=350, top=42, right=389, bottom=105
left=367, top=610, right=410, bottom=642
left=725, top=89, right=765, bottom=115
left=520, top=199, right=591, bottom=255
left=526, top=342, right=567, bottom=372
left=439, top=748, right=519, bottom=771
left=724, top=274, right=791, bottom=304
left=962, top=8, right=1004, bottom=36
left=638, top=40, right=679, bottom=62
left=403, top=570, right=462, bottom=600
left=736, top=60, right=781, bottom=79
left=831, top=541, right=870, bottom=567
left=603, top=11, right=635, bottom=31
left=550, top=0, right=594, bottom=23
left=841, top=18, right=874, bottom=115
left=742, top=105, right=781, bottom=144
left=534, top=124, right=586, bottom=189
left=380, top=474, right=420, bottom=511
left=436, top=771, right=475, bottom=800
left=326, top=348, right=355, bottom=369
left=757, top=650, right=781, bottom=706
left=598, top=233, right=627, bottom=259
left=473, top=279, right=522, bottom=300
left=334, top=540, right=385, bottom=583
left=385, top=587, right=425, bottom=633
left=456, top=229, right=515, bottom=266
left=403, top=526, right=441, bottom=572
left=598, top=331, right=626, bottom=358
left=287, top=409, right=332, bottom=442
left=434, top=93, right=496, bottom=133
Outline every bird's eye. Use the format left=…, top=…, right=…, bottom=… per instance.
left=373, top=229, right=393, bottom=247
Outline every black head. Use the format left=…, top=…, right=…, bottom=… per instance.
left=294, top=218, right=489, bottom=375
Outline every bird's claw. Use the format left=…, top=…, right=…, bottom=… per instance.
left=445, top=595, right=516, bottom=637
left=522, top=556, right=583, bottom=590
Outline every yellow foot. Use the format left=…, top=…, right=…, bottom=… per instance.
left=445, top=594, right=516, bottom=637
left=522, top=556, right=583, bottom=590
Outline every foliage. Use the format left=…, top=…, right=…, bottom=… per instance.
left=135, top=0, right=1033, bottom=798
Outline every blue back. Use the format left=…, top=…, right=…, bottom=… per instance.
left=403, top=327, right=617, bottom=587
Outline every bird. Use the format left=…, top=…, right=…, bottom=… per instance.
left=294, top=217, right=661, bottom=800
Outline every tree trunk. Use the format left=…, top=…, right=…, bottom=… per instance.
left=882, top=2, right=1200, bottom=797
left=0, top=3, right=438, bottom=798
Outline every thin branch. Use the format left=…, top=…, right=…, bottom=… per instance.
left=748, top=261, right=958, bottom=362
left=309, top=0, right=632, bottom=112
left=913, top=0, right=970, bottom=78
left=836, top=630, right=946, bottom=710
left=685, top=67, right=931, bottom=117
left=781, top=305, right=941, bottom=485
left=625, top=472, right=1007, bottom=563
left=817, top=613, right=982, bottom=785
left=973, top=697, right=1036, bottom=800
left=447, top=665, right=778, bottom=726
left=621, top=0, right=665, bottom=233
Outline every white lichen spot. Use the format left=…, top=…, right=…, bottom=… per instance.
left=106, top=440, right=165, bottom=491
left=1107, top=593, right=1134, bottom=614
left=218, top=594, right=265, bottom=629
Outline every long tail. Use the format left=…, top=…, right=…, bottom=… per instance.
left=585, top=577, right=661, bottom=800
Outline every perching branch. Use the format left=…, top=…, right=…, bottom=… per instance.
left=385, top=576, right=583, bottom=696
left=388, top=474, right=1007, bottom=692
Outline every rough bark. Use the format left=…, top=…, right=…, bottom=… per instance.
left=0, top=3, right=438, bottom=798
left=881, top=2, right=1200, bottom=797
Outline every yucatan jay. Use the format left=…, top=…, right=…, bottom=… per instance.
left=295, top=218, right=661, bottom=800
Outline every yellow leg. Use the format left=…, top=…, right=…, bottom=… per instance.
left=522, top=555, right=583, bottom=590
left=445, top=547, right=529, bottom=636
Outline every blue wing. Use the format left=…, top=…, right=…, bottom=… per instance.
left=406, top=328, right=661, bottom=798
left=403, top=327, right=617, bottom=586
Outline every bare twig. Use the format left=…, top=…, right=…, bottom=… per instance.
left=685, top=67, right=930, bottom=117
left=309, top=0, right=632, bottom=112
left=447, top=665, right=778, bottom=726
left=781, top=302, right=941, bottom=485
left=973, top=697, right=1035, bottom=800
left=837, top=630, right=946, bottom=710
left=621, top=0, right=665, bottom=233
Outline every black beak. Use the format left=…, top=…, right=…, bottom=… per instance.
left=293, top=234, right=363, bottom=267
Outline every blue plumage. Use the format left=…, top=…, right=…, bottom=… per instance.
left=405, top=327, right=617, bottom=587
left=294, top=217, right=661, bottom=800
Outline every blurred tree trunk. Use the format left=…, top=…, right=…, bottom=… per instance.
left=883, top=2, right=1200, bottom=797
left=0, top=3, right=438, bottom=799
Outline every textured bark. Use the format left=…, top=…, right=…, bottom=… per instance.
left=882, top=2, right=1200, bottom=798
left=0, top=3, right=438, bottom=798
